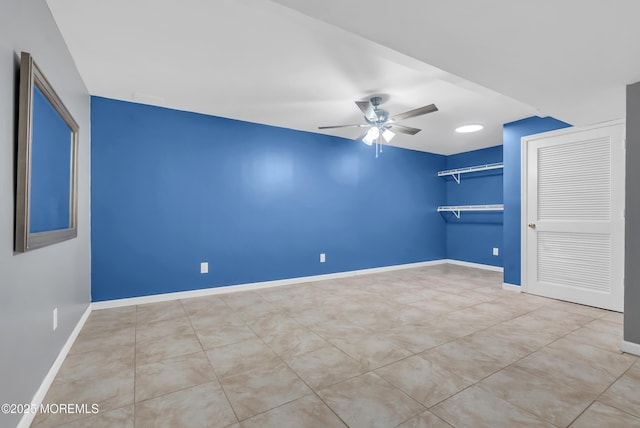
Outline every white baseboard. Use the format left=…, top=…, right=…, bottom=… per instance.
left=620, top=340, right=640, bottom=357
left=502, top=282, right=522, bottom=292
left=353, top=260, right=446, bottom=275
left=92, top=259, right=449, bottom=309
left=18, top=304, right=92, bottom=428
left=444, top=259, right=504, bottom=273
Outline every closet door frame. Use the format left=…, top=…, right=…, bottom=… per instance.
left=520, top=119, right=625, bottom=310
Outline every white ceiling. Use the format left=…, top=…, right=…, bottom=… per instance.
left=269, top=0, right=640, bottom=127
left=46, top=0, right=640, bottom=155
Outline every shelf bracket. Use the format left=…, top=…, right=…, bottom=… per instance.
left=452, top=173, right=460, bottom=184
left=451, top=208, right=461, bottom=219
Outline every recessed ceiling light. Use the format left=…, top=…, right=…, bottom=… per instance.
left=455, top=124, right=484, bottom=133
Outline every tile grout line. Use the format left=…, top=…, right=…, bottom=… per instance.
left=244, top=322, right=354, bottom=427
left=417, top=318, right=561, bottom=425
left=133, top=305, right=215, bottom=404
left=263, top=282, right=438, bottom=425
left=565, top=358, right=640, bottom=426
left=179, top=298, right=242, bottom=425
left=33, top=309, right=136, bottom=428
left=256, top=281, right=497, bottom=426
left=367, top=293, right=603, bottom=426
left=425, top=307, right=625, bottom=427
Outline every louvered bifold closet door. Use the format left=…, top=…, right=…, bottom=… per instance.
left=525, top=123, right=625, bottom=311
left=537, top=138, right=611, bottom=221
left=537, top=138, right=612, bottom=293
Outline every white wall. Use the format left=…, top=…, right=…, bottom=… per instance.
left=0, top=1, right=91, bottom=426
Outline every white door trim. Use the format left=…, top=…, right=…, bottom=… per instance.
left=520, top=119, right=625, bottom=294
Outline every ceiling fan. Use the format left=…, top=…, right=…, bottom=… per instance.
left=319, top=96, right=438, bottom=146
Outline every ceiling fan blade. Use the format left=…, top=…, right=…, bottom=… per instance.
left=387, top=124, right=421, bottom=135
left=355, top=100, right=378, bottom=121
left=318, top=124, right=367, bottom=130
left=389, top=104, right=438, bottom=122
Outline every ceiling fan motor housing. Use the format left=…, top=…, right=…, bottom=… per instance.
left=367, top=97, right=389, bottom=125
left=365, top=112, right=389, bottom=126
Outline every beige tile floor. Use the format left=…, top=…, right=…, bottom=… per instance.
left=32, top=264, right=640, bottom=428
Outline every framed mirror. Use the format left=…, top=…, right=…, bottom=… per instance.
left=15, top=52, right=79, bottom=252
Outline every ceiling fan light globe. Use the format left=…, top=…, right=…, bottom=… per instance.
left=362, top=127, right=379, bottom=145
left=382, top=129, right=395, bottom=142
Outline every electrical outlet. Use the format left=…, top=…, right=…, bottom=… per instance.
left=320, top=253, right=326, bottom=263
left=200, top=262, right=209, bottom=274
left=53, top=308, right=58, bottom=331
left=493, top=247, right=499, bottom=256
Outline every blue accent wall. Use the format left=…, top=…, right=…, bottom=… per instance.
left=444, top=145, right=503, bottom=267
left=503, top=116, right=571, bottom=285
left=91, top=97, right=446, bottom=301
